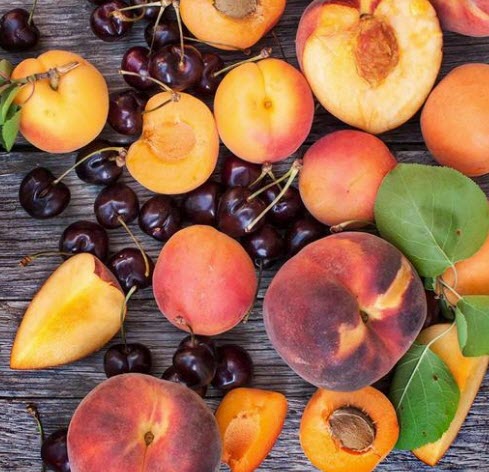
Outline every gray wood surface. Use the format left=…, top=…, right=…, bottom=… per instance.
left=1, top=0, right=488, bottom=471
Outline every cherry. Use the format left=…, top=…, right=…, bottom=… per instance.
left=162, top=365, right=207, bottom=398
left=94, top=183, right=139, bottom=229
left=183, top=180, right=223, bottom=226
left=90, top=0, right=133, bottom=42
left=108, top=247, right=154, bottom=292
left=217, top=187, right=267, bottom=238
left=372, top=370, right=395, bottom=396
left=121, top=46, right=154, bottom=91
left=212, top=344, right=254, bottom=391
left=0, top=8, right=40, bottom=52
left=139, top=195, right=181, bottom=241
left=149, top=44, right=203, bottom=91
left=108, top=89, right=147, bottom=136
left=60, top=220, right=109, bottom=262
left=144, top=20, right=179, bottom=50
left=221, top=154, right=261, bottom=188
left=19, top=168, right=70, bottom=219
left=196, top=53, right=224, bottom=95
left=104, top=342, right=152, bottom=377
left=242, top=224, right=285, bottom=269
left=423, top=290, right=442, bottom=329
left=262, top=185, right=304, bottom=228
left=129, top=0, right=161, bottom=21
left=285, top=216, right=328, bottom=256
left=75, top=140, right=125, bottom=185
left=41, top=428, right=70, bottom=472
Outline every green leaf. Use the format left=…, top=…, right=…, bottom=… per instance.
left=0, top=59, right=14, bottom=85
left=0, top=106, right=21, bottom=151
left=389, top=334, right=460, bottom=450
left=375, top=164, right=489, bottom=277
left=455, top=296, right=489, bottom=356
left=0, top=84, right=20, bottom=124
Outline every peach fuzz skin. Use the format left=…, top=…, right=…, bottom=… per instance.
left=214, top=58, right=314, bottom=164
left=180, top=0, right=286, bottom=50
left=299, top=130, right=397, bottom=226
left=264, top=232, right=427, bottom=391
left=67, top=374, right=222, bottom=472
left=430, top=0, right=489, bottom=36
left=421, top=63, right=489, bottom=176
left=12, top=50, right=108, bottom=153
left=153, top=226, right=257, bottom=336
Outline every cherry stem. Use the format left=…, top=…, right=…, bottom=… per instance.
left=119, top=69, right=176, bottom=95
left=172, top=0, right=185, bottom=66
left=213, top=47, right=272, bottom=78
left=117, top=216, right=150, bottom=278
left=149, top=1, right=171, bottom=54
left=268, top=169, right=282, bottom=190
left=112, top=9, right=146, bottom=23
left=114, top=0, right=170, bottom=13
left=52, top=147, right=127, bottom=185
left=26, top=404, right=46, bottom=472
left=143, top=94, right=180, bottom=114
left=248, top=163, right=273, bottom=189
left=183, top=36, right=250, bottom=54
left=28, top=0, right=38, bottom=25
left=12, top=62, right=79, bottom=91
left=330, top=220, right=376, bottom=234
left=120, top=285, right=137, bottom=348
left=246, top=160, right=302, bottom=233
left=243, top=260, right=263, bottom=324
left=247, top=164, right=293, bottom=200
left=19, top=251, right=74, bottom=267
left=437, top=277, right=463, bottom=306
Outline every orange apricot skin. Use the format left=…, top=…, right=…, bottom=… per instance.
left=12, top=50, right=108, bottom=153
left=215, top=387, right=288, bottom=472
left=421, top=63, right=489, bottom=176
left=153, top=226, right=257, bottom=336
left=300, top=386, right=399, bottom=472
left=299, top=130, right=397, bottom=226
left=214, top=58, right=314, bottom=164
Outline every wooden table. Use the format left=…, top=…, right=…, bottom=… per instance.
left=1, top=1, right=488, bottom=470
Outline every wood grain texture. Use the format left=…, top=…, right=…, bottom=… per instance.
left=1, top=0, right=489, bottom=470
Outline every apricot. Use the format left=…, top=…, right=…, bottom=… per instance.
left=264, top=232, right=426, bottom=391
left=296, top=0, right=443, bottom=134
left=68, top=374, right=222, bottom=472
left=180, top=0, right=286, bottom=50
left=126, top=92, right=219, bottom=194
left=300, top=387, right=399, bottom=472
left=421, top=63, right=489, bottom=176
left=153, top=225, right=257, bottom=335
left=413, top=324, right=489, bottom=465
left=215, top=387, right=287, bottom=472
left=214, top=58, right=314, bottom=164
left=12, top=50, right=108, bottom=153
left=299, top=130, right=397, bottom=226
left=430, top=0, right=489, bottom=37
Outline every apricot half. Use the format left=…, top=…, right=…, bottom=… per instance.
left=214, top=58, right=314, bottom=164
left=300, top=387, right=399, bottom=472
left=180, top=0, right=286, bottom=50
left=296, top=0, right=443, bottom=134
left=126, top=92, right=219, bottom=194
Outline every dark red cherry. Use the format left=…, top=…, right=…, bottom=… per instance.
left=104, top=343, right=152, bottom=377
left=221, top=155, right=261, bottom=188
left=149, top=44, right=204, bottom=91
left=108, top=89, right=147, bottom=136
left=285, top=216, right=328, bottom=256
left=19, top=168, right=70, bottom=219
left=129, top=0, right=160, bottom=21
left=183, top=181, right=223, bottom=226
left=423, top=290, right=442, bottom=329
left=90, top=0, right=133, bottom=42
left=144, top=20, right=179, bottom=49
left=60, top=221, right=109, bottom=261
left=121, top=46, right=154, bottom=91
left=262, top=185, right=304, bottom=228
left=217, top=187, right=266, bottom=238
left=138, top=195, right=181, bottom=241
left=161, top=366, right=207, bottom=398
left=0, top=8, right=40, bottom=52
left=373, top=370, right=395, bottom=396
left=108, top=247, right=154, bottom=292
left=212, top=344, right=254, bottom=391
left=94, top=183, right=139, bottom=229
left=242, top=224, right=285, bottom=269
left=41, top=428, right=70, bottom=472
left=75, top=140, right=124, bottom=185
left=196, top=53, right=224, bottom=95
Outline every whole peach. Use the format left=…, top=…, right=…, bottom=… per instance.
left=430, top=0, right=489, bottom=37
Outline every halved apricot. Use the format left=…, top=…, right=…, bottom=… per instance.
left=215, top=387, right=288, bottom=472
left=126, top=92, right=219, bottom=195
left=300, top=387, right=399, bottom=472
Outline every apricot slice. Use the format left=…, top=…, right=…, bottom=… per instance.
left=126, top=92, right=219, bottom=194
left=180, top=0, right=286, bottom=50
left=215, top=387, right=287, bottom=472
left=300, top=387, right=399, bottom=472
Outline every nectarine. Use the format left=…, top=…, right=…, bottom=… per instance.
left=430, top=0, right=489, bottom=37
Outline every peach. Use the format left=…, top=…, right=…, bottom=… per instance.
left=421, top=63, right=489, bottom=176
left=67, top=373, right=222, bottom=472
left=10, top=253, right=125, bottom=369
left=180, top=0, right=286, bottom=50
left=430, top=0, right=489, bottom=37
left=300, top=387, right=399, bottom=472
left=12, top=50, right=108, bottom=153
left=413, top=324, right=489, bottom=465
left=153, top=225, right=257, bottom=335
left=126, top=92, right=219, bottom=194
left=214, top=58, right=314, bottom=164
left=299, top=130, right=397, bottom=226
left=264, top=232, right=427, bottom=391
left=296, top=0, right=443, bottom=134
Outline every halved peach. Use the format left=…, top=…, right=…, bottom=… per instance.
left=180, top=0, right=286, bottom=50
left=126, top=92, right=219, bottom=195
